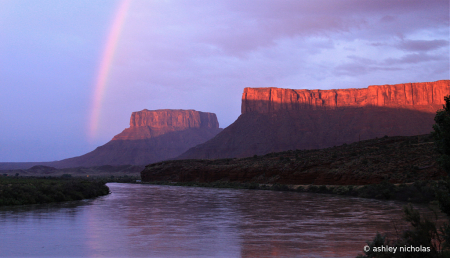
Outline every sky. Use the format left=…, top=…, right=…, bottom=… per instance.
left=0, top=0, right=449, bottom=162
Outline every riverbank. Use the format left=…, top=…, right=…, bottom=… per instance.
left=0, top=176, right=110, bottom=206
left=0, top=164, right=143, bottom=178
left=142, top=179, right=443, bottom=204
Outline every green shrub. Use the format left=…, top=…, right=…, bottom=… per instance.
left=0, top=177, right=109, bottom=206
left=308, top=185, right=319, bottom=193
left=318, top=185, right=328, bottom=193
left=296, top=185, right=305, bottom=192
left=333, top=186, right=351, bottom=195
left=357, top=204, right=445, bottom=257
left=271, top=183, right=290, bottom=191
left=433, top=96, right=450, bottom=174
left=358, top=181, right=396, bottom=200
left=247, top=182, right=260, bottom=189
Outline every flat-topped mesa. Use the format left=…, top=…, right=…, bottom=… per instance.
left=113, top=109, right=220, bottom=141
left=130, top=109, right=219, bottom=128
left=242, top=80, right=450, bottom=114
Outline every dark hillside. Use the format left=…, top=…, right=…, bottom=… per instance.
left=142, top=134, right=445, bottom=185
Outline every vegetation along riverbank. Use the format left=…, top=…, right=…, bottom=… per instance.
left=0, top=176, right=110, bottom=206
left=143, top=179, right=442, bottom=204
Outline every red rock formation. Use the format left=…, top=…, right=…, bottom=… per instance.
left=242, top=80, right=449, bottom=113
left=130, top=109, right=218, bottom=129
left=51, top=109, right=222, bottom=168
left=178, top=80, right=450, bottom=160
left=113, top=109, right=219, bottom=140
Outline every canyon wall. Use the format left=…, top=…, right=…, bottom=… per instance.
left=178, top=80, right=450, bottom=160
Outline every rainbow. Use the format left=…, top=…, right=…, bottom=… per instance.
left=88, top=0, right=132, bottom=140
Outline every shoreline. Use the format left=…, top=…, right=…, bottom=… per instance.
left=140, top=179, right=442, bottom=205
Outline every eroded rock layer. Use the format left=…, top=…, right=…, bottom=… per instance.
left=178, top=80, right=450, bottom=160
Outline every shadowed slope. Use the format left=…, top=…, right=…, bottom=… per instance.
left=144, top=134, right=445, bottom=185
left=56, top=127, right=222, bottom=167
left=178, top=107, right=439, bottom=159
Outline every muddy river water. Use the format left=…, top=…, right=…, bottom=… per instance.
left=0, top=183, right=438, bottom=257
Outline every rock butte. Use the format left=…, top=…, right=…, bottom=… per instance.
left=112, top=109, right=220, bottom=141
left=178, top=80, right=450, bottom=160
left=51, top=109, right=222, bottom=168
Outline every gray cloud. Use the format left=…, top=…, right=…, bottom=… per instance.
left=384, top=53, right=445, bottom=65
left=397, top=39, right=449, bottom=52
left=335, top=62, right=403, bottom=76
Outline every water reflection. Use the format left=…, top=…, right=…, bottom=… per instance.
left=0, top=183, right=440, bottom=258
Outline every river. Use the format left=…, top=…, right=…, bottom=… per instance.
left=0, top=183, right=437, bottom=257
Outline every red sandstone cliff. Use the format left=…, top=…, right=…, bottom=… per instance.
left=178, top=80, right=450, bottom=160
left=112, top=109, right=220, bottom=141
left=130, top=109, right=218, bottom=129
left=242, top=80, right=449, bottom=113
left=52, top=109, right=222, bottom=168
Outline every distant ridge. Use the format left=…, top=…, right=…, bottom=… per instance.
left=178, top=80, right=450, bottom=160
left=0, top=162, right=50, bottom=171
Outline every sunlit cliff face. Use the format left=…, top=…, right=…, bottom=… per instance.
left=242, top=80, right=450, bottom=113
left=113, top=109, right=219, bottom=141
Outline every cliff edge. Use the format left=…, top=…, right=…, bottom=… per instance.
left=242, top=80, right=449, bottom=113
